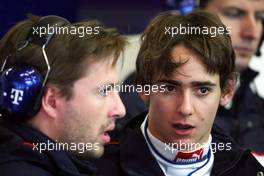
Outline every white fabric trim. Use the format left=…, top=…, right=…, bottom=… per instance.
left=141, top=115, right=214, bottom=176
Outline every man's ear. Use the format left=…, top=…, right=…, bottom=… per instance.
left=220, top=78, right=237, bottom=106
left=41, top=85, right=62, bottom=119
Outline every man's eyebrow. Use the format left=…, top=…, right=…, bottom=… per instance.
left=256, top=10, right=264, bottom=16
left=157, top=79, right=217, bottom=87
left=157, top=79, right=181, bottom=86
left=223, top=7, right=246, bottom=14
left=191, top=81, right=217, bottom=87
left=256, top=10, right=264, bottom=13
left=100, top=82, right=116, bottom=89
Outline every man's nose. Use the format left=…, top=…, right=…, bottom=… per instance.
left=109, top=92, right=126, bottom=119
left=178, top=91, right=193, bottom=117
left=240, top=15, right=261, bottom=42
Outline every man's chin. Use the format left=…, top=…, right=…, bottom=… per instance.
left=235, top=57, right=251, bottom=72
left=74, top=144, right=104, bottom=159
left=236, top=64, right=249, bottom=73
left=89, top=145, right=104, bottom=158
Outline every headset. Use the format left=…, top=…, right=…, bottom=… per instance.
left=167, top=0, right=200, bottom=16
left=179, top=0, right=200, bottom=15
left=0, top=15, right=70, bottom=121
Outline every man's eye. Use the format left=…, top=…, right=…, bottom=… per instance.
left=98, top=85, right=112, bottom=97
left=164, top=85, right=177, bottom=92
left=98, top=88, right=108, bottom=97
left=223, top=9, right=243, bottom=19
left=256, top=12, right=264, bottom=21
left=197, top=87, right=211, bottom=96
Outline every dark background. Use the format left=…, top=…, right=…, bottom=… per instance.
left=0, top=0, right=175, bottom=37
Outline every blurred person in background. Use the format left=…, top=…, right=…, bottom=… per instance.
left=200, top=0, right=264, bottom=156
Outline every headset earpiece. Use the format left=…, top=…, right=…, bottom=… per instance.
left=0, top=66, right=42, bottom=120
left=0, top=15, right=70, bottom=121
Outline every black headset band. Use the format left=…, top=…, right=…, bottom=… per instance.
left=27, top=15, right=70, bottom=46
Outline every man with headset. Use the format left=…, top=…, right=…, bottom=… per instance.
left=0, top=15, right=126, bottom=175
left=93, top=10, right=264, bottom=176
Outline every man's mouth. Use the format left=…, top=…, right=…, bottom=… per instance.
left=172, top=123, right=195, bottom=135
left=235, top=47, right=254, bottom=57
left=101, top=131, right=111, bottom=144
left=100, top=125, right=115, bottom=144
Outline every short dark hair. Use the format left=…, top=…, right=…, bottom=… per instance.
left=136, top=10, right=236, bottom=90
left=0, top=15, right=126, bottom=100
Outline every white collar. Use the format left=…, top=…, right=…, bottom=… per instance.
left=141, top=114, right=214, bottom=176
